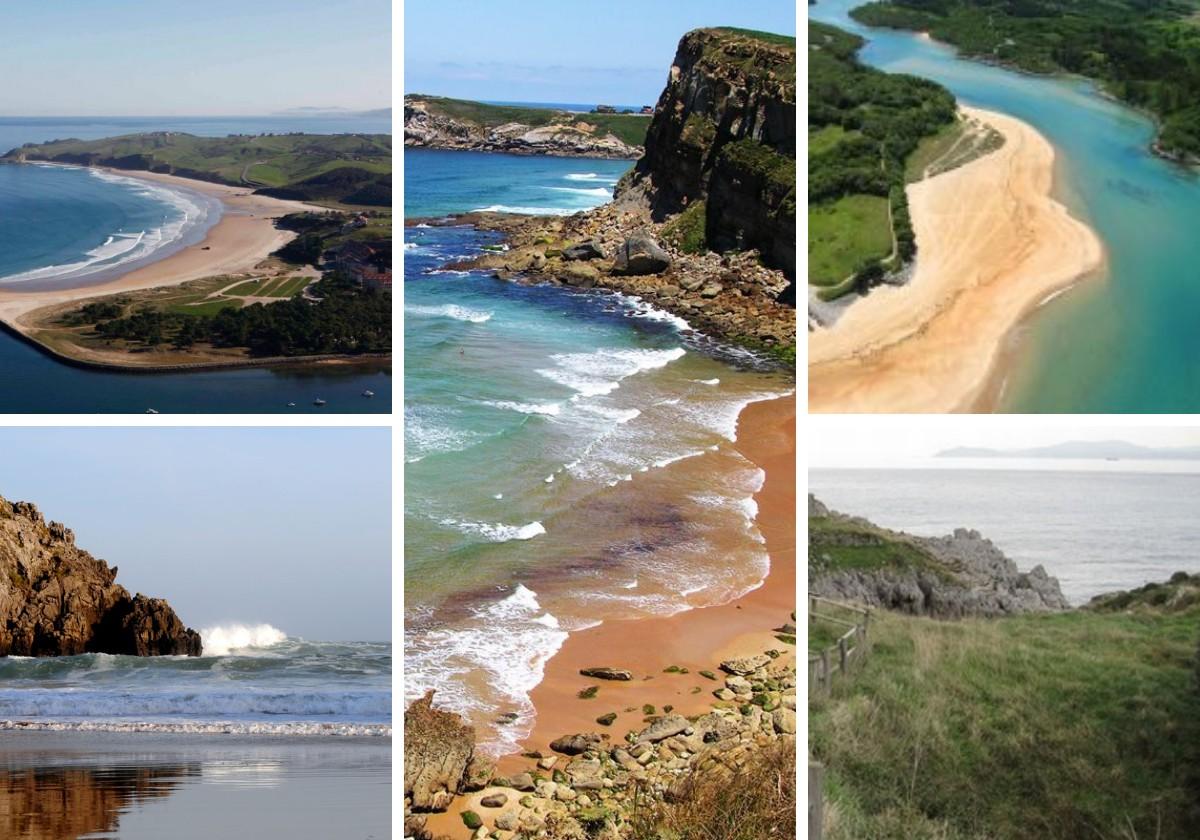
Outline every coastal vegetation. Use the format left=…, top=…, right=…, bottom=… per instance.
left=405, top=95, right=652, bottom=148
left=808, top=21, right=956, bottom=297
left=2, top=132, right=392, bottom=206
left=809, top=500, right=1200, bottom=839
left=852, top=0, right=1200, bottom=160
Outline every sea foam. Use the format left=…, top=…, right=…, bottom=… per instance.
left=201, top=624, right=287, bottom=656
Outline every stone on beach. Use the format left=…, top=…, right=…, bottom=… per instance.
left=579, top=667, right=632, bottom=681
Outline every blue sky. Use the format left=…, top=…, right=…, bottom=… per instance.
left=0, top=0, right=390, bottom=116
left=405, top=0, right=796, bottom=104
left=0, top=428, right=390, bottom=641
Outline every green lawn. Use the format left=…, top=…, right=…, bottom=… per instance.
left=811, top=606, right=1200, bottom=839
left=808, top=194, right=892, bottom=288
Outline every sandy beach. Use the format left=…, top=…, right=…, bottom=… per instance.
left=423, top=393, right=796, bottom=839
left=0, top=168, right=323, bottom=333
left=808, top=107, right=1104, bottom=413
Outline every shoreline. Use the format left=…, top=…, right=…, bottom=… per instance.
left=421, top=392, right=796, bottom=839
left=808, top=106, right=1104, bottom=413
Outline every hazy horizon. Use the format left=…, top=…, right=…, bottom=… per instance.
left=1, top=0, right=390, bottom=116
left=0, top=428, right=390, bottom=642
left=405, top=0, right=796, bottom=104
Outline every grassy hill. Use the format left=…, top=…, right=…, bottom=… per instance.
left=853, top=0, right=1200, bottom=160
left=811, top=535, right=1200, bottom=840
left=405, top=95, right=652, bottom=147
left=3, top=132, right=391, bottom=206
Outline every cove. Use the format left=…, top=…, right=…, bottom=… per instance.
left=811, top=0, right=1200, bottom=412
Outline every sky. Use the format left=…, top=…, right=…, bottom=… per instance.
left=808, top=416, right=1200, bottom=469
left=0, top=0, right=390, bottom=116
left=0, top=427, right=390, bottom=642
left=405, top=0, right=796, bottom=104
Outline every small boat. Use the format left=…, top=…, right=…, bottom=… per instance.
left=362, top=390, right=375, bottom=398
left=287, top=402, right=296, bottom=407
left=145, top=408, right=159, bottom=415
left=313, top=398, right=327, bottom=407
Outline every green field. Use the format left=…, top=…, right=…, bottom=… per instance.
left=808, top=194, right=892, bottom=289
left=812, top=604, right=1200, bottom=839
left=4, top=132, right=392, bottom=206
left=407, top=95, right=652, bottom=147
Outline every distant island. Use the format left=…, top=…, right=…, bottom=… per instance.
left=404, top=95, right=650, bottom=158
left=937, top=440, right=1200, bottom=460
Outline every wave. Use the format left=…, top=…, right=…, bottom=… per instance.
left=200, top=623, right=288, bottom=656
left=0, top=687, right=389, bottom=720
left=563, top=173, right=620, bottom=184
left=618, top=294, right=691, bottom=330
left=547, top=186, right=613, bottom=198
left=405, top=584, right=568, bottom=754
left=0, top=166, right=213, bottom=286
left=406, top=303, right=493, bottom=324
left=0, top=719, right=390, bottom=737
left=536, top=346, right=686, bottom=398
left=480, top=400, right=561, bottom=416
left=441, top=518, right=546, bottom=542
left=471, top=204, right=581, bottom=217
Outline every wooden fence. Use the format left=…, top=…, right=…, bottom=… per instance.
left=808, top=594, right=872, bottom=697
left=808, top=596, right=873, bottom=840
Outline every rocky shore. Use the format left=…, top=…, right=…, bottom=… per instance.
left=404, top=99, right=642, bottom=159
left=404, top=629, right=796, bottom=840
left=0, top=494, right=201, bottom=657
left=809, top=495, right=1069, bottom=618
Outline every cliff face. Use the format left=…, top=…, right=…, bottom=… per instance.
left=615, top=28, right=796, bottom=281
left=0, top=495, right=201, bottom=657
left=404, top=99, right=643, bottom=159
left=809, top=496, right=1069, bottom=618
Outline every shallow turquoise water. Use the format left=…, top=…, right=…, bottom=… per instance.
left=812, top=0, right=1200, bottom=412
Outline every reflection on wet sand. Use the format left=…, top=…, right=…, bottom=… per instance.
left=0, top=763, right=198, bottom=840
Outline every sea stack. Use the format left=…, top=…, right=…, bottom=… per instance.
left=0, top=494, right=201, bottom=657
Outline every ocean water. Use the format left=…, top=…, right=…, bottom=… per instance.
left=810, top=465, right=1200, bottom=604
left=811, top=0, right=1200, bottom=412
left=403, top=149, right=793, bottom=753
left=0, top=114, right=391, bottom=413
left=0, top=624, right=390, bottom=737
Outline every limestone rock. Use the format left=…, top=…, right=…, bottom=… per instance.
left=720, top=655, right=771, bottom=676
left=563, top=241, right=605, bottom=261
left=578, top=667, right=632, bottom=681
left=479, top=793, right=508, bottom=808
left=550, top=733, right=602, bottom=755
left=404, top=691, right=475, bottom=811
left=635, top=715, right=690, bottom=744
left=611, top=235, right=671, bottom=276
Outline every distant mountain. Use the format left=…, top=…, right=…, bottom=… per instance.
left=936, top=440, right=1200, bottom=460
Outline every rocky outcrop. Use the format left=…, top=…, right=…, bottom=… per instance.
left=614, top=28, right=796, bottom=285
left=809, top=496, right=1069, bottom=618
left=404, top=691, right=476, bottom=813
left=0, top=495, right=201, bottom=657
left=404, top=98, right=642, bottom=159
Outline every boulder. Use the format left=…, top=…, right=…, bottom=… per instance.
left=699, top=282, right=723, bottom=299
left=772, top=707, right=797, bottom=735
left=719, top=655, right=771, bottom=676
left=560, top=262, right=600, bottom=288
left=495, top=812, right=519, bottom=832
left=611, top=235, right=671, bottom=276
left=480, top=793, right=508, bottom=808
left=563, top=241, right=605, bottom=261
left=578, top=667, right=632, bottom=681
left=550, top=733, right=602, bottom=755
left=404, top=691, right=475, bottom=811
left=508, top=772, right=535, bottom=792
left=635, top=715, right=690, bottom=744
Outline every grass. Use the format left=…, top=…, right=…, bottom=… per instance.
left=811, top=607, right=1200, bottom=839
left=904, top=119, right=967, bottom=183
left=809, top=515, right=951, bottom=578
left=407, top=94, right=651, bottom=147
left=712, top=26, right=798, bottom=49
left=808, top=194, right=892, bottom=288
left=810, top=125, right=857, bottom=157
left=661, top=200, right=707, bottom=254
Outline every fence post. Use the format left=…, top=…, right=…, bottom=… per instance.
left=839, top=634, right=848, bottom=673
left=821, top=649, right=830, bottom=693
left=809, top=762, right=824, bottom=840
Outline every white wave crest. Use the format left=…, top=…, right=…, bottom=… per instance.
left=441, top=518, right=546, bottom=542
left=201, top=624, right=287, bottom=656
left=536, top=347, right=685, bottom=397
left=547, top=186, right=612, bottom=198
left=406, top=304, right=493, bottom=324
left=471, top=204, right=581, bottom=216
left=481, top=400, right=561, bottom=416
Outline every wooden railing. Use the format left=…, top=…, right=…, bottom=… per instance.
left=808, top=594, right=872, bottom=697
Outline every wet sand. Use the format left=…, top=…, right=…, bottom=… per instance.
left=0, top=169, right=323, bottom=332
left=0, top=731, right=390, bottom=840
left=808, top=107, right=1104, bottom=413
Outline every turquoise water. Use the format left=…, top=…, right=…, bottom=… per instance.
left=403, top=149, right=792, bottom=752
left=812, top=0, right=1200, bottom=412
left=0, top=114, right=391, bottom=413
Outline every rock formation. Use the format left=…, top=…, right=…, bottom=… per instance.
left=809, top=495, right=1069, bottom=618
left=404, top=691, right=477, bottom=817
left=0, top=495, right=201, bottom=657
left=614, top=28, right=796, bottom=286
left=403, top=98, right=643, bottom=159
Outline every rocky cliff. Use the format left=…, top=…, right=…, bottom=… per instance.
left=614, top=28, right=796, bottom=283
left=0, top=495, right=201, bottom=657
left=809, top=496, right=1069, bottom=618
left=404, top=98, right=643, bottom=159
